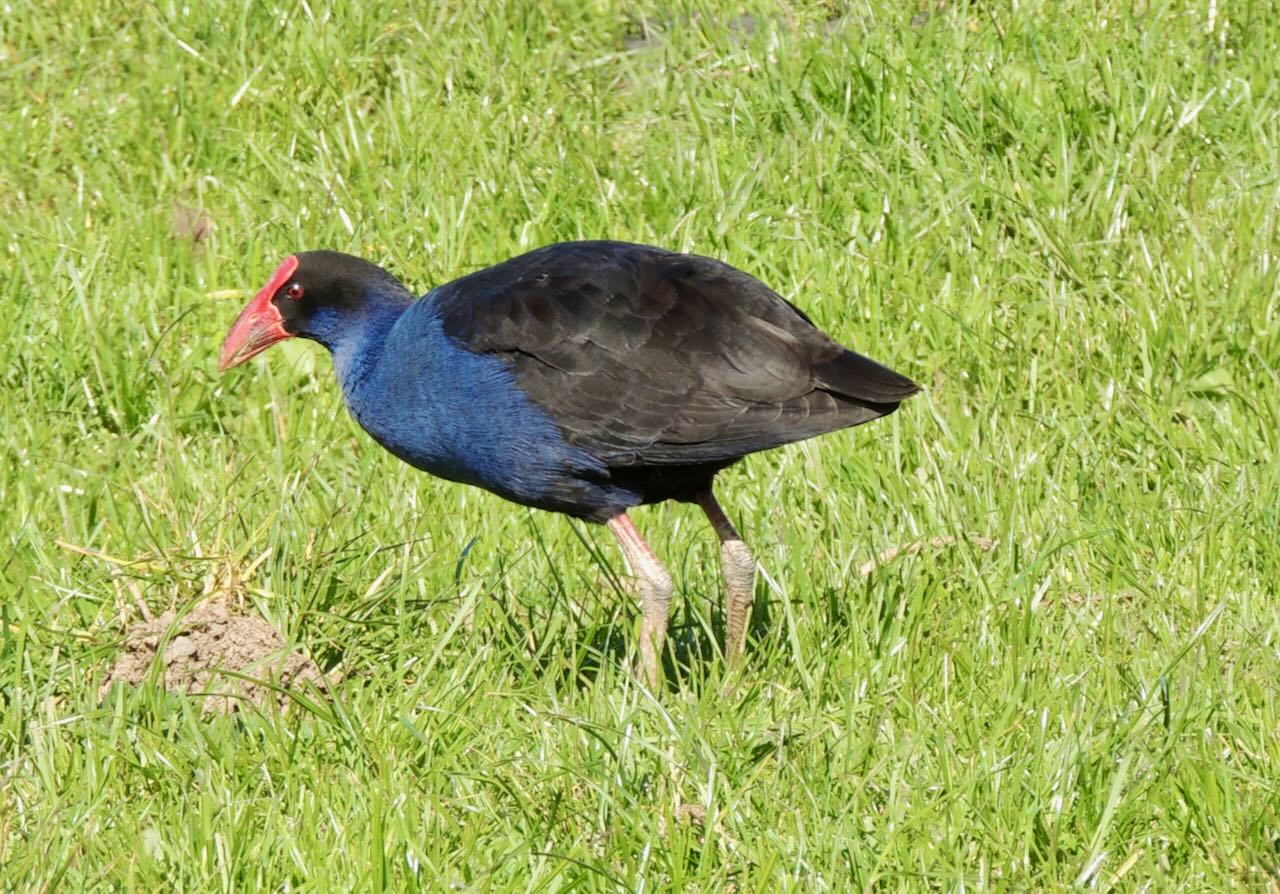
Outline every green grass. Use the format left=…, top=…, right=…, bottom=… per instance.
left=3, top=0, right=1279, bottom=889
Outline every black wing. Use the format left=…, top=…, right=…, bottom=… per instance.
left=434, top=241, right=918, bottom=467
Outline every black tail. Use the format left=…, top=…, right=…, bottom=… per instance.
left=814, top=348, right=921, bottom=405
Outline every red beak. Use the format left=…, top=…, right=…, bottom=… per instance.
left=218, top=256, right=299, bottom=371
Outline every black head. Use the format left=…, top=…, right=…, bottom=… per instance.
left=219, top=250, right=411, bottom=370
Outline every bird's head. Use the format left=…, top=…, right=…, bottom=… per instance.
left=219, top=250, right=410, bottom=371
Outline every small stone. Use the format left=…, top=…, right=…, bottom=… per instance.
left=165, top=636, right=197, bottom=662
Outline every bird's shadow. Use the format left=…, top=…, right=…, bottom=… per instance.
left=492, top=518, right=774, bottom=692
left=542, top=583, right=774, bottom=694
left=483, top=579, right=774, bottom=693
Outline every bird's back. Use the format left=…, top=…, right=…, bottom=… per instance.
left=427, top=241, right=917, bottom=506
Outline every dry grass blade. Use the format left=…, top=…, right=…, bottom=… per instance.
left=858, top=535, right=998, bottom=577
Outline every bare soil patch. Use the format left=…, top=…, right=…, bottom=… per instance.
left=99, top=599, right=325, bottom=714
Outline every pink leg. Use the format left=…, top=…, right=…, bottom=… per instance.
left=607, top=513, right=674, bottom=688
left=696, top=489, right=755, bottom=666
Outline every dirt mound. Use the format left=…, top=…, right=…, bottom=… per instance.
left=99, top=600, right=325, bottom=714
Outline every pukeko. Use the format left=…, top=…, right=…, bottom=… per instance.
left=219, top=241, right=918, bottom=686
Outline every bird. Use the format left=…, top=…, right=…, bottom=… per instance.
left=219, top=241, right=919, bottom=686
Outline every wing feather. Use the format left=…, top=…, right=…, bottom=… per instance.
left=432, top=241, right=917, bottom=467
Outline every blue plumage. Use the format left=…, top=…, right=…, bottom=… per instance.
left=334, top=294, right=640, bottom=519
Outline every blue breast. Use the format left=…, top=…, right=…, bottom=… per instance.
left=333, top=296, right=639, bottom=519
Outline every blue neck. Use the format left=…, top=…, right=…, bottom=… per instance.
left=325, top=294, right=631, bottom=517
left=305, top=288, right=412, bottom=394
left=330, top=303, right=407, bottom=394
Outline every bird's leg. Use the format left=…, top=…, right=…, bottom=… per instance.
left=695, top=488, right=755, bottom=666
left=606, top=513, right=673, bottom=689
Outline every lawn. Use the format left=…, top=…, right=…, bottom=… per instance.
left=3, top=1, right=1279, bottom=890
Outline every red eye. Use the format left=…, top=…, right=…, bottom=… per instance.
left=285, top=282, right=304, bottom=300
